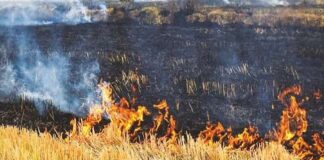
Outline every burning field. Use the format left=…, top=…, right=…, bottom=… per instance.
left=0, top=83, right=323, bottom=160
left=0, top=0, right=324, bottom=160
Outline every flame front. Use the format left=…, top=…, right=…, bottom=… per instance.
left=69, top=82, right=323, bottom=159
left=227, top=125, right=262, bottom=149
left=72, top=82, right=178, bottom=143
left=199, top=123, right=261, bottom=150
left=198, top=122, right=226, bottom=144
left=107, top=99, right=151, bottom=137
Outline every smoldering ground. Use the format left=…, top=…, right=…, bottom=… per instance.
left=0, top=0, right=108, bottom=114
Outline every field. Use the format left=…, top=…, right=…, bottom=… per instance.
left=0, top=3, right=323, bottom=160
left=0, top=126, right=296, bottom=160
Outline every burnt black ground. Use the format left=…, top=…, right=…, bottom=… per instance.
left=0, top=23, right=323, bottom=136
left=0, top=100, right=74, bottom=135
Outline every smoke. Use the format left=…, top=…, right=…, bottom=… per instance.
left=0, top=29, right=100, bottom=114
left=223, top=0, right=230, bottom=4
left=0, top=0, right=108, bottom=26
left=0, top=0, right=103, bottom=114
left=258, top=0, right=289, bottom=6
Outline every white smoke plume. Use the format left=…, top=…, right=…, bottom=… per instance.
left=0, top=0, right=108, bottom=26
left=0, top=0, right=103, bottom=114
left=0, top=31, right=100, bottom=114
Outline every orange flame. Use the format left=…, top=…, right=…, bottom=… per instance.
left=198, top=122, right=225, bottom=144
left=82, top=105, right=105, bottom=135
left=76, top=81, right=113, bottom=136
left=154, top=100, right=170, bottom=121
left=75, top=81, right=177, bottom=142
left=274, top=85, right=324, bottom=159
left=199, top=123, right=261, bottom=149
left=107, top=101, right=151, bottom=137
left=276, top=85, right=307, bottom=142
left=69, top=82, right=323, bottom=159
left=312, top=133, right=324, bottom=156
left=150, top=100, right=170, bottom=133
left=292, top=137, right=313, bottom=159
left=228, top=125, right=261, bottom=149
left=160, top=115, right=177, bottom=143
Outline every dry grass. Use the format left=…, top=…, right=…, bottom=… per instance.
left=140, top=6, right=162, bottom=25
left=108, top=53, right=130, bottom=65
left=0, top=125, right=297, bottom=160
left=103, top=5, right=324, bottom=27
left=187, top=7, right=324, bottom=27
left=129, top=6, right=167, bottom=25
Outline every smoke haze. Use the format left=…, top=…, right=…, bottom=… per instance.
left=0, top=0, right=107, bottom=26
left=0, top=0, right=103, bottom=114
